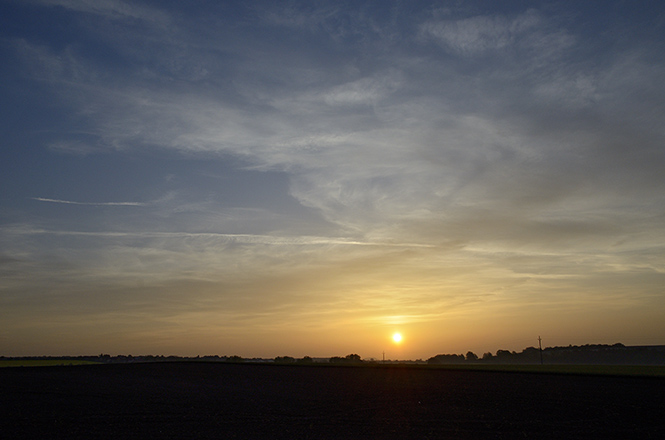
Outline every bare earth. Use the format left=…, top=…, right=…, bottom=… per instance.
left=2, top=362, right=664, bottom=439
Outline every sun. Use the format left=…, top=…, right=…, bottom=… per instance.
left=392, top=332, right=402, bottom=344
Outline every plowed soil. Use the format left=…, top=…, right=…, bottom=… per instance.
left=2, top=362, right=664, bottom=439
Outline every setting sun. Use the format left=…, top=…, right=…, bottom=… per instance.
left=392, top=333, right=403, bottom=344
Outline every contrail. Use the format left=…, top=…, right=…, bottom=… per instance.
left=32, top=197, right=146, bottom=206
left=8, top=226, right=434, bottom=248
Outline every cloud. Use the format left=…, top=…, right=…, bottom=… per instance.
left=258, top=3, right=339, bottom=31
left=31, top=0, right=170, bottom=25
left=255, top=2, right=368, bottom=42
left=11, top=3, right=665, bottom=250
left=321, top=70, right=403, bottom=106
left=47, top=140, right=104, bottom=156
left=32, top=198, right=146, bottom=206
left=4, top=225, right=433, bottom=248
left=420, top=10, right=538, bottom=54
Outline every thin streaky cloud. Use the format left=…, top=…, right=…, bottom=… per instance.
left=6, top=227, right=434, bottom=248
left=32, top=197, right=147, bottom=206
left=29, top=0, right=170, bottom=25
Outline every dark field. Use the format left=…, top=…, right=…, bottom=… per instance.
left=2, top=362, right=664, bottom=439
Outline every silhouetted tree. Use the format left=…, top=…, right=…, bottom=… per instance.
left=427, top=354, right=465, bottom=364
left=519, top=347, right=541, bottom=363
left=329, top=354, right=363, bottom=364
left=465, top=351, right=479, bottom=362
left=274, top=356, right=295, bottom=364
left=493, top=350, right=511, bottom=363
left=345, top=353, right=362, bottom=363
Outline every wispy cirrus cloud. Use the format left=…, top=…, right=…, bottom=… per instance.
left=419, top=9, right=574, bottom=58
left=32, top=197, right=146, bottom=206
left=29, top=0, right=170, bottom=25
left=14, top=2, right=663, bottom=248
left=6, top=225, right=433, bottom=248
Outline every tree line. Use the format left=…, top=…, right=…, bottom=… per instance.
left=427, top=343, right=665, bottom=365
left=5, top=343, right=664, bottom=366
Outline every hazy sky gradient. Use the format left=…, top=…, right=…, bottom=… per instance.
left=2, top=0, right=665, bottom=358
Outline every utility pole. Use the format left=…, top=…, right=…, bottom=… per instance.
left=538, top=336, right=543, bottom=365
left=382, top=351, right=385, bottom=364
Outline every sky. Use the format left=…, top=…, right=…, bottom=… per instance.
left=1, top=0, right=665, bottom=359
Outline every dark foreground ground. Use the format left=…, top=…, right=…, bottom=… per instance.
left=2, top=362, right=664, bottom=439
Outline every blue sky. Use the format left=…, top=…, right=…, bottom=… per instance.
left=1, top=0, right=665, bottom=358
